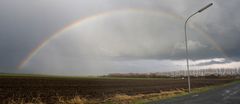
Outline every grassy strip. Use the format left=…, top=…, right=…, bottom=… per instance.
left=103, top=90, right=186, bottom=104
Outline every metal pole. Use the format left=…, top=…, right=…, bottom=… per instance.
left=184, top=3, right=213, bottom=93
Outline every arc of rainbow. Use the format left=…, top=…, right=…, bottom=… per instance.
left=189, top=23, right=229, bottom=60
left=18, top=8, right=227, bottom=69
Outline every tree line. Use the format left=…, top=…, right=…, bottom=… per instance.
left=105, top=68, right=240, bottom=79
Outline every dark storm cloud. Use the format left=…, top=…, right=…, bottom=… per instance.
left=195, top=0, right=240, bottom=60
left=0, top=0, right=114, bottom=68
left=0, top=0, right=240, bottom=75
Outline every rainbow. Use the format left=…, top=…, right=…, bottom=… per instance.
left=190, top=23, right=229, bottom=59
left=18, top=8, right=227, bottom=69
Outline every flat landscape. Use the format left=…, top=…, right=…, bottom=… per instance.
left=1, top=0, right=240, bottom=104
left=0, top=75, right=234, bottom=103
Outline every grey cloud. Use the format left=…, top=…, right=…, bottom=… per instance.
left=21, top=9, right=225, bottom=75
left=173, top=40, right=207, bottom=51
left=193, top=0, right=240, bottom=60
left=195, top=59, right=232, bottom=66
left=0, top=0, right=240, bottom=75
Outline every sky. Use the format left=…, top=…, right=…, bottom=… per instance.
left=0, top=0, right=240, bottom=76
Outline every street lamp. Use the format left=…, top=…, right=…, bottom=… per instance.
left=185, top=3, right=213, bottom=93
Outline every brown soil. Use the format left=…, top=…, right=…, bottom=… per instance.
left=0, top=76, right=233, bottom=103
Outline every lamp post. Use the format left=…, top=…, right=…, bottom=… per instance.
left=185, top=3, right=213, bottom=93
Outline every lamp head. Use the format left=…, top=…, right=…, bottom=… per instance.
left=198, top=3, right=213, bottom=13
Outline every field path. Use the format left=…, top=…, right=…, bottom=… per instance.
left=149, top=81, right=240, bottom=104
